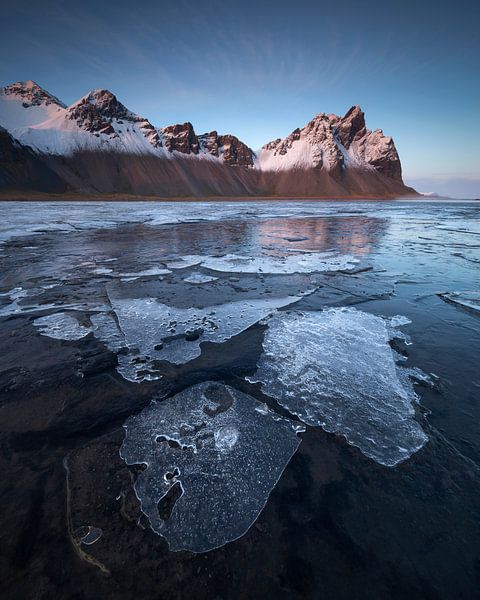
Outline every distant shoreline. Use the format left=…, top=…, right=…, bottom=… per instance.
left=0, top=192, right=427, bottom=202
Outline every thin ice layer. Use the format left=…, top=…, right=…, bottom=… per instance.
left=194, top=252, right=359, bottom=274
left=102, top=295, right=301, bottom=378
left=120, top=382, right=301, bottom=553
left=183, top=272, right=218, bottom=284
left=33, top=312, right=92, bottom=340
left=249, top=308, right=427, bottom=466
left=438, top=291, right=480, bottom=314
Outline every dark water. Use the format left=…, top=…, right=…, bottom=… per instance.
left=0, top=200, right=479, bottom=599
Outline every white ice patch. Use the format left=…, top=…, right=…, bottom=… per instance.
left=0, top=287, right=30, bottom=316
left=34, top=312, right=92, bottom=340
left=438, top=291, right=480, bottom=314
left=194, top=252, right=359, bottom=274
left=165, top=256, right=204, bottom=270
left=183, top=272, right=218, bottom=284
left=249, top=307, right=428, bottom=467
left=120, top=382, right=301, bottom=553
left=92, top=267, right=114, bottom=275
left=98, top=295, right=302, bottom=380
left=115, top=267, right=171, bottom=279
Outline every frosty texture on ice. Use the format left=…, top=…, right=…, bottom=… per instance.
left=249, top=307, right=427, bottom=466
left=33, top=312, right=92, bottom=340
left=120, top=382, right=301, bottom=553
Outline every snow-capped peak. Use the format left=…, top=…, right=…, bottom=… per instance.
left=68, top=89, right=128, bottom=115
left=0, top=80, right=67, bottom=130
left=1, top=80, right=66, bottom=108
left=257, top=105, right=402, bottom=181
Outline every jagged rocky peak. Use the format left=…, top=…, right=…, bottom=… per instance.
left=67, top=90, right=130, bottom=135
left=360, top=129, right=402, bottom=181
left=218, top=134, right=255, bottom=167
left=259, top=105, right=403, bottom=181
left=332, top=105, right=367, bottom=148
left=1, top=80, right=66, bottom=108
left=198, top=130, right=219, bottom=156
left=198, top=131, right=255, bottom=167
left=71, top=89, right=129, bottom=118
left=67, top=89, right=162, bottom=147
left=260, top=113, right=344, bottom=174
left=161, top=122, right=200, bottom=155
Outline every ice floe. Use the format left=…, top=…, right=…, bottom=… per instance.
left=437, top=291, right=480, bottom=314
left=165, top=256, right=203, bottom=270
left=249, top=307, right=428, bottom=467
left=0, top=287, right=30, bottom=315
left=34, top=312, right=93, bottom=340
left=98, top=295, right=302, bottom=380
left=120, top=382, right=301, bottom=552
left=193, top=252, right=359, bottom=274
left=182, top=272, right=218, bottom=284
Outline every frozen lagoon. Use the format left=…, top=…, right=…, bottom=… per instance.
left=1, top=199, right=480, bottom=598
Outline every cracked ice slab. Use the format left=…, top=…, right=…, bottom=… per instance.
left=249, top=307, right=428, bottom=467
left=120, top=381, right=302, bottom=553
left=99, top=295, right=302, bottom=380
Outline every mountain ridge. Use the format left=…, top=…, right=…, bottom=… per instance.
left=0, top=80, right=417, bottom=198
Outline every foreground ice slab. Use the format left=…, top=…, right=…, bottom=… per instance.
left=120, top=382, right=302, bottom=553
left=438, top=291, right=480, bottom=314
left=34, top=312, right=92, bottom=340
left=99, top=295, right=302, bottom=380
left=249, top=308, right=427, bottom=466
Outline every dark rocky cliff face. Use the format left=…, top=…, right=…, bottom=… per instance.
left=218, top=134, right=255, bottom=167
left=0, top=127, right=66, bottom=192
left=198, top=131, right=255, bottom=167
left=198, top=131, right=220, bottom=157
left=161, top=122, right=200, bottom=155
left=161, top=127, right=255, bottom=167
left=333, top=105, right=367, bottom=148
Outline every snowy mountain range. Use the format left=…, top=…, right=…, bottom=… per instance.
left=0, top=80, right=416, bottom=197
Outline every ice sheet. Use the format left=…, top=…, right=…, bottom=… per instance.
left=120, top=382, right=301, bottom=552
left=249, top=307, right=427, bottom=466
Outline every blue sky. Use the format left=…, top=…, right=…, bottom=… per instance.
left=1, top=0, right=479, bottom=196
